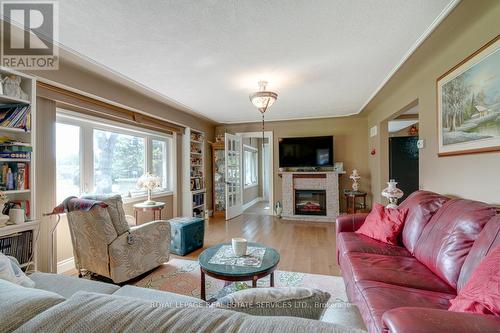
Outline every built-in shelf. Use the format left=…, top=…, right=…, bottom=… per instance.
left=0, top=126, right=30, bottom=134
left=0, top=158, right=31, bottom=162
left=3, top=189, right=30, bottom=194
left=183, top=128, right=206, bottom=218
left=0, top=220, right=39, bottom=234
left=0, top=94, right=30, bottom=105
left=0, top=67, right=37, bottom=271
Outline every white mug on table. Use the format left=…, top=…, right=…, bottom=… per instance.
left=232, top=238, right=247, bottom=257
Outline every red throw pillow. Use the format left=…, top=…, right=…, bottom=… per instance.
left=355, top=203, right=408, bottom=245
left=449, top=245, right=500, bottom=315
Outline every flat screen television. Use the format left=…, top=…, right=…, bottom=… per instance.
left=279, top=136, right=334, bottom=168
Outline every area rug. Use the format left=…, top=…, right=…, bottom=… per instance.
left=132, top=258, right=347, bottom=302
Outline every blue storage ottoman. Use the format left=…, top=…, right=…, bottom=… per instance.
left=169, top=217, right=205, bottom=256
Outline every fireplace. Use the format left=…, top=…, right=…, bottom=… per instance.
left=295, top=190, right=327, bottom=216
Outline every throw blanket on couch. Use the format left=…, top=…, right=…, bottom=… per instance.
left=47, top=196, right=108, bottom=216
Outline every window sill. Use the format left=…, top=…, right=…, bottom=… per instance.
left=122, top=191, right=174, bottom=204
left=244, top=183, right=259, bottom=190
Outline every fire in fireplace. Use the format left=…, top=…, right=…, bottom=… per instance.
left=295, top=190, right=327, bottom=216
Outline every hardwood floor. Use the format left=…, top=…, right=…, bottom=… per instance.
left=173, top=203, right=341, bottom=276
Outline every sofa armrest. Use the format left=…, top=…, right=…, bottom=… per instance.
left=383, top=307, right=500, bottom=333
left=336, top=213, right=368, bottom=236
left=109, top=220, right=171, bottom=283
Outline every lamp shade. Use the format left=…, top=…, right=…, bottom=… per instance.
left=249, top=81, right=278, bottom=112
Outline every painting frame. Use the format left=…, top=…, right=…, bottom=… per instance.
left=437, top=35, right=500, bottom=157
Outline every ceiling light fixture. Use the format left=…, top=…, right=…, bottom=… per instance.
left=249, top=81, right=277, bottom=201
left=249, top=80, right=278, bottom=139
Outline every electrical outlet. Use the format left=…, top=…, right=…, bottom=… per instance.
left=417, top=139, right=425, bottom=149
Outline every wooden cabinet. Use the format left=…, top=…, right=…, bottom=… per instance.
left=211, top=142, right=225, bottom=217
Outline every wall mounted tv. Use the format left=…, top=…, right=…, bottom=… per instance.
left=279, top=136, right=334, bottom=168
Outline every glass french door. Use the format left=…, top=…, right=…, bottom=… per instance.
left=225, top=133, right=243, bottom=220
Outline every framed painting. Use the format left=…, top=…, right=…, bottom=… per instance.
left=437, top=35, right=500, bottom=156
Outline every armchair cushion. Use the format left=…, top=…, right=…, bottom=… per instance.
left=68, top=207, right=116, bottom=277
left=82, top=195, right=129, bottom=235
left=109, top=220, right=170, bottom=283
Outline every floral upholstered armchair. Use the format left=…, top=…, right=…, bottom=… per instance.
left=65, top=195, right=170, bottom=283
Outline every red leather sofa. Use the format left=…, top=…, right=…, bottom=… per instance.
left=336, top=190, right=500, bottom=333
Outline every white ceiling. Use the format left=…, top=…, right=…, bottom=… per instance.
left=54, top=0, right=455, bottom=123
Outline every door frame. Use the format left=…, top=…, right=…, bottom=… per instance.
left=236, top=131, right=274, bottom=213
left=225, top=133, right=243, bottom=220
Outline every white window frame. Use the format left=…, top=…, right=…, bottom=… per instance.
left=56, top=109, right=174, bottom=203
left=243, top=144, right=258, bottom=189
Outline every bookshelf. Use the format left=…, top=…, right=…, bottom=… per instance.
left=182, top=128, right=206, bottom=219
left=0, top=67, right=37, bottom=271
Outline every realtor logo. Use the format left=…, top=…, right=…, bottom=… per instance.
left=1, top=1, right=59, bottom=69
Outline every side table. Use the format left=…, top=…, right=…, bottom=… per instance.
left=343, top=190, right=367, bottom=214
left=133, top=202, right=166, bottom=224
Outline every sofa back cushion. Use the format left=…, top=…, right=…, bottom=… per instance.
left=0, top=279, right=65, bottom=332
left=15, top=291, right=362, bottom=333
left=413, top=199, right=497, bottom=289
left=457, top=214, right=500, bottom=291
left=399, top=191, right=449, bottom=254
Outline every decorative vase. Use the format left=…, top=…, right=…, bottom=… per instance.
left=274, top=201, right=283, bottom=218
left=349, top=169, right=361, bottom=192
left=381, top=179, right=404, bottom=208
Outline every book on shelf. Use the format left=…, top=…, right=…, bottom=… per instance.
left=0, top=162, right=29, bottom=190
left=0, top=152, right=30, bottom=159
left=0, top=230, right=33, bottom=267
left=0, top=103, right=31, bottom=131
left=190, top=177, right=204, bottom=191
left=193, top=193, right=204, bottom=206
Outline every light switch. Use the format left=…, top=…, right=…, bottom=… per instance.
left=417, top=139, right=425, bottom=149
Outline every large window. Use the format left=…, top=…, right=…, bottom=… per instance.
left=244, top=145, right=258, bottom=188
left=56, top=123, right=81, bottom=203
left=93, top=129, right=145, bottom=195
left=56, top=111, right=173, bottom=201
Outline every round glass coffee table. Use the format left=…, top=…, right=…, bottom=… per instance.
left=198, top=242, right=280, bottom=301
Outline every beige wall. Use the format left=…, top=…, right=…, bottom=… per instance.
left=363, top=0, right=500, bottom=204
left=217, top=116, right=370, bottom=212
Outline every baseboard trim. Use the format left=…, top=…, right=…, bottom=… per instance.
left=57, top=257, right=75, bottom=274
left=243, top=197, right=263, bottom=211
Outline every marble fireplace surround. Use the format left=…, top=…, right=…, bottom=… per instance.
left=281, top=172, right=340, bottom=222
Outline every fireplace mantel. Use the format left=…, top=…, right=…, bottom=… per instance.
left=281, top=171, right=342, bottom=222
